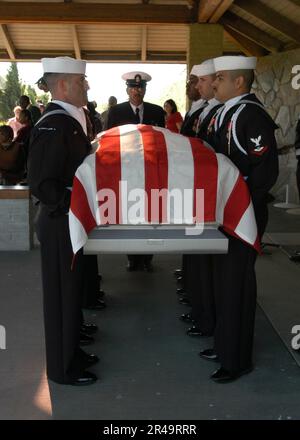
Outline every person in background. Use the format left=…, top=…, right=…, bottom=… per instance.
left=101, top=96, right=117, bottom=130
left=107, top=71, right=165, bottom=272
left=15, top=109, right=33, bottom=161
left=7, top=106, right=25, bottom=139
left=19, top=95, right=41, bottom=125
left=0, top=125, right=25, bottom=184
left=164, top=99, right=183, bottom=133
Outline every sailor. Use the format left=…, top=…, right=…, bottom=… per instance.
left=182, top=59, right=223, bottom=336
left=107, top=71, right=165, bottom=272
left=28, top=57, right=99, bottom=385
left=199, top=56, right=279, bottom=382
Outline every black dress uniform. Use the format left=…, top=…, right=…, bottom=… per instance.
left=178, top=101, right=209, bottom=307
left=185, top=101, right=224, bottom=335
left=107, top=100, right=165, bottom=270
left=180, top=101, right=207, bottom=137
left=107, top=101, right=165, bottom=129
left=28, top=102, right=92, bottom=384
left=209, top=93, right=279, bottom=374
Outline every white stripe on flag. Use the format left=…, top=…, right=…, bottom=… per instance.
left=119, top=124, right=146, bottom=224
left=69, top=210, right=88, bottom=254
left=154, top=127, right=194, bottom=223
left=234, top=202, right=257, bottom=246
left=76, top=154, right=100, bottom=225
left=215, top=153, right=239, bottom=225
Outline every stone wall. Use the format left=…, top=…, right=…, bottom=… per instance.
left=253, top=49, right=300, bottom=203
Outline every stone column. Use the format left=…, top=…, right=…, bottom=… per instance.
left=187, top=24, right=224, bottom=73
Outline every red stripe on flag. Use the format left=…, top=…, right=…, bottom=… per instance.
left=139, top=125, right=168, bottom=223
left=223, top=173, right=251, bottom=234
left=189, top=137, right=218, bottom=222
left=96, top=128, right=121, bottom=224
left=70, top=176, right=97, bottom=234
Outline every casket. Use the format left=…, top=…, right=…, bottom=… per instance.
left=69, top=125, right=259, bottom=255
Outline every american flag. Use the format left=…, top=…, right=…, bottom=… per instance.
left=69, top=124, right=260, bottom=254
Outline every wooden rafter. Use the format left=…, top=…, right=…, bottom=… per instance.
left=0, top=2, right=192, bottom=25
left=209, top=0, right=235, bottom=23
left=198, top=0, right=223, bottom=22
left=224, top=26, right=268, bottom=57
left=71, top=24, right=81, bottom=59
left=220, top=12, right=283, bottom=52
left=235, top=0, right=300, bottom=43
left=0, top=24, right=16, bottom=60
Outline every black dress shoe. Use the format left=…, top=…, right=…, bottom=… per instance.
left=174, top=269, right=182, bottom=277
left=71, top=371, right=97, bottom=386
left=211, top=366, right=253, bottom=383
left=179, top=312, right=194, bottom=323
left=84, top=353, right=100, bottom=366
left=84, top=298, right=106, bottom=310
left=179, top=296, right=191, bottom=305
left=176, top=276, right=183, bottom=283
left=97, top=289, right=105, bottom=299
left=186, top=325, right=208, bottom=336
left=199, top=348, right=219, bottom=362
left=126, top=262, right=138, bottom=272
left=80, top=323, right=98, bottom=335
left=80, top=332, right=95, bottom=346
left=144, top=262, right=154, bottom=272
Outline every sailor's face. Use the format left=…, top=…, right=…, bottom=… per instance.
left=197, top=74, right=215, bottom=101
left=186, top=75, right=201, bottom=101
left=212, top=70, right=236, bottom=103
left=127, top=85, right=146, bottom=106
left=65, top=74, right=88, bottom=107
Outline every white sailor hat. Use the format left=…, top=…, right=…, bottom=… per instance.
left=190, top=65, right=201, bottom=76
left=192, top=59, right=215, bottom=77
left=122, top=71, right=152, bottom=87
left=41, top=56, right=86, bottom=75
left=213, top=56, right=257, bottom=72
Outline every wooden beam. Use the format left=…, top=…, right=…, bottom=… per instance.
left=224, top=26, right=268, bottom=57
left=198, top=0, right=223, bottom=22
left=209, top=0, right=235, bottom=23
left=70, top=24, right=81, bottom=59
left=141, top=26, right=147, bottom=62
left=220, top=12, right=283, bottom=52
left=235, top=0, right=300, bottom=43
left=0, top=24, right=16, bottom=60
left=0, top=3, right=192, bottom=25
left=0, top=49, right=186, bottom=63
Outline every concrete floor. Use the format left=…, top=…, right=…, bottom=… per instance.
left=0, top=206, right=300, bottom=420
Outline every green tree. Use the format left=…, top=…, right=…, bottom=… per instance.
left=0, top=63, right=22, bottom=120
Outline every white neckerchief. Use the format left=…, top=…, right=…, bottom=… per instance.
left=199, top=98, right=221, bottom=123
left=188, top=99, right=205, bottom=116
left=129, top=102, right=144, bottom=123
left=216, top=93, right=249, bottom=129
left=52, top=100, right=87, bottom=135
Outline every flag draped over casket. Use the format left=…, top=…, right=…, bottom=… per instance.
left=69, top=124, right=260, bottom=254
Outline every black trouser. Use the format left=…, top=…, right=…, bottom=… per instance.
left=127, top=254, right=153, bottom=268
left=212, top=203, right=267, bottom=374
left=213, top=235, right=257, bottom=373
left=36, top=207, right=84, bottom=384
left=82, top=254, right=100, bottom=308
left=188, top=255, right=215, bottom=335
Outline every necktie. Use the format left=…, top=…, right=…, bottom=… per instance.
left=135, top=107, right=140, bottom=124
